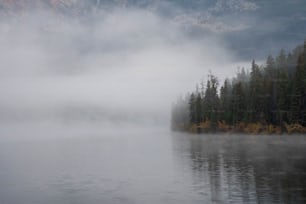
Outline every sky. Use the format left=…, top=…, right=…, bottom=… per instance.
left=0, top=0, right=305, bottom=125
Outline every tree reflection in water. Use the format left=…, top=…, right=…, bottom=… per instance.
left=172, top=133, right=306, bottom=204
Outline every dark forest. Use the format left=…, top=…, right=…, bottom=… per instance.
left=171, top=40, right=306, bottom=134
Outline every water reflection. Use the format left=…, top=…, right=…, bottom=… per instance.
left=172, top=133, right=306, bottom=204
left=1, top=125, right=306, bottom=204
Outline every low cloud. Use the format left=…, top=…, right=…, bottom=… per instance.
left=0, top=6, right=244, bottom=125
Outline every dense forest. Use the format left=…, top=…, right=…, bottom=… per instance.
left=171, top=40, right=306, bottom=134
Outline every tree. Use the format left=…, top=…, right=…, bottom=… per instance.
left=203, top=74, right=220, bottom=129
left=276, top=49, right=287, bottom=70
left=189, top=93, right=196, bottom=124
left=220, top=79, right=232, bottom=124
left=275, top=67, right=289, bottom=125
left=291, top=41, right=306, bottom=125
left=249, top=60, right=263, bottom=122
left=231, top=82, right=246, bottom=124
left=195, top=93, right=202, bottom=125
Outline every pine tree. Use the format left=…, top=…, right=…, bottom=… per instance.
left=231, top=82, right=246, bottom=124
left=220, top=79, right=232, bottom=124
left=249, top=60, right=263, bottom=122
left=291, top=41, right=306, bottom=125
left=276, top=49, right=287, bottom=70
left=203, top=74, right=219, bottom=129
left=195, top=93, right=202, bottom=125
left=189, top=93, right=196, bottom=124
left=275, top=67, right=289, bottom=125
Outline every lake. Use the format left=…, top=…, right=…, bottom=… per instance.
left=0, top=123, right=306, bottom=204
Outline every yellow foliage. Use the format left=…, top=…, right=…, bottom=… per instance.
left=217, top=121, right=231, bottom=132
left=284, top=123, right=306, bottom=134
left=187, top=121, right=306, bottom=135
left=244, top=123, right=262, bottom=134
left=199, top=120, right=211, bottom=130
left=234, top=122, right=246, bottom=132
left=261, top=124, right=275, bottom=134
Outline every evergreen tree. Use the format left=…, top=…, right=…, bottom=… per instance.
left=189, top=93, right=196, bottom=124
left=231, top=82, right=246, bottom=123
left=276, top=49, right=287, bottom=70
left=265, top=55, right=277, bottom=124
left=291, top=41, right=306, bottom=125
left=249, top=60, right=263, bottom=122
left=195, top=93, right=202, bottom=125
left=203, top=74, right=219, bottom=128
left=220, top=79, right=232, bottom=124
left=275, top=67, right=289, bottom=125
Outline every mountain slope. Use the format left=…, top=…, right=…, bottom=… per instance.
left=0, top=0, right=305, bottom=59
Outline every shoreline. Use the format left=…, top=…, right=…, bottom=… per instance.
left=172, top=121, right=306, bottom=134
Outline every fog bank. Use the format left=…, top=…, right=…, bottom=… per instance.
left=0, top=7, right=246, bottom=125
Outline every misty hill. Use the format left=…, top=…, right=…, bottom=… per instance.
left=1, top=0, right=306, bottom=59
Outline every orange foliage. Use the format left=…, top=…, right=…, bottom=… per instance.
left=187, top=121, right=306, bottom=135
left=217, top=121, right=231, bottom=132
left=244, top=123, right=262, bottom=134
left=199, top=120, right=211, bottom=130
left=284, top=123, right=306, bottom=134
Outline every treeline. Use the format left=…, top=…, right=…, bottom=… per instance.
left=171, top=40, right=306, bottom=134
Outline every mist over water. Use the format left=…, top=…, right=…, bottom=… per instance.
left=1, top=1, right=304, bottom=125
left=0, top=7, right=241, bottom=125
left=1, top=126, right=306, bottom=204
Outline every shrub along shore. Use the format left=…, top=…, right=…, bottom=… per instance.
left=173, top=121, right=306, bottom=134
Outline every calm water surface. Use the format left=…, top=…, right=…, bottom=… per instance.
left=0, top=123, right=306, bottom=204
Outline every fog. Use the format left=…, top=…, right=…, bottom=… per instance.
left=0, top=5, right=247, bottom=126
